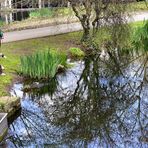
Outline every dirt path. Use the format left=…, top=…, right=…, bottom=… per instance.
left=3, top=11, right=148, bottom=43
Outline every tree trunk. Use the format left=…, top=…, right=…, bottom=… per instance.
left=81, top=27, right=90, bottom=42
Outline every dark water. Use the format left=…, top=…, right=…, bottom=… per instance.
left=1, top=51, right=148, bottom=148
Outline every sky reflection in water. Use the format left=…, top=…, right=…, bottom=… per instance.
left=2, top=52, right=148, bottom=148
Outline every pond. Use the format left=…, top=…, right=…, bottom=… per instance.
left=0, top=50, right=148, bottom=148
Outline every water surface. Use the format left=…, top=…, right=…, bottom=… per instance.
left=1, top=52, right=148, bottom=148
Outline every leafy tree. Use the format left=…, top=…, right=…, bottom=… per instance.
left=67, top=0, right=130, bottom=42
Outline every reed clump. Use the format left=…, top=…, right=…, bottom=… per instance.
left=69, top=47, right=85, bottom=58
left=132, top=20, right=148, bottom=52
left=19, top=49, right=67, bottom=79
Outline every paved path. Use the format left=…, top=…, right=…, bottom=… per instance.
left=3, top=11, right=148, bottom=43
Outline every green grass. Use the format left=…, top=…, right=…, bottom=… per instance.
left=132, top=20, right=148, bottom=51
left=130, top=21, right=144, bottom=27
left=20, top=49, right=67, bottom=79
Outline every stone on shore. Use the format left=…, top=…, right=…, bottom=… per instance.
left=0, top=96, right=21, bottom=118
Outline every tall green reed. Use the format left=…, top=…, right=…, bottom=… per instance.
left=20, top=49, right=67, bottom=79
left=132, top=20, right=148, bottom=52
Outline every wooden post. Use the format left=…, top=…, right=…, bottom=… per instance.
left=67, top=2, right=70, bottom=7
left=39, top=0, right=42, bottom=9
left=5, top=14, right=8, bottom=24
left=8, top=0, right=11, bottom=9
left=9, top=13, right=13, bottom=22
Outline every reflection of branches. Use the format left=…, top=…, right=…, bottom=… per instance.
left=6, top=49, right=148, bottom=147
left=8, top=107, right=61, bottom=147
left=48, top=50, right=148, bottom=147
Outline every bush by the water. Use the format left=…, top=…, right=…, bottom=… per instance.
left=69, top=47, right=85, bottom=58
left=20, top=50, right=67, bottom=79
left=133, top=20, right=148, bottom=51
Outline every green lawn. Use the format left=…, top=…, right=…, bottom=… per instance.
left=0, top=21, right=145, bottom=96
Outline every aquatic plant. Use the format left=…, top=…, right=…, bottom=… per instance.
left=19, top=49, right=67, bottom=79
left=132, top=20, right=148, bottom=51
left=69, top=47, right=85, bottom=58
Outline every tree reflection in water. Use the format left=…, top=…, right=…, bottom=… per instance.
left=3, top=50, right=148, bottom=148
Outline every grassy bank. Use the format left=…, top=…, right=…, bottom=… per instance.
left=0, top=31, right=82, bottom=96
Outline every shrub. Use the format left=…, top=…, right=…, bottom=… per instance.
left=55, top=7, right=73, bottom=16
left=29, top=8, right=54, bottom=18
left=19, top=49, right=67, bottom=79
left=132, top=20, right=148, bottom=52
left=69, top=47, right=85, bottom=58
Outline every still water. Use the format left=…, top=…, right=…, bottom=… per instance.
left=1, top=51, right=148, bottom=148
